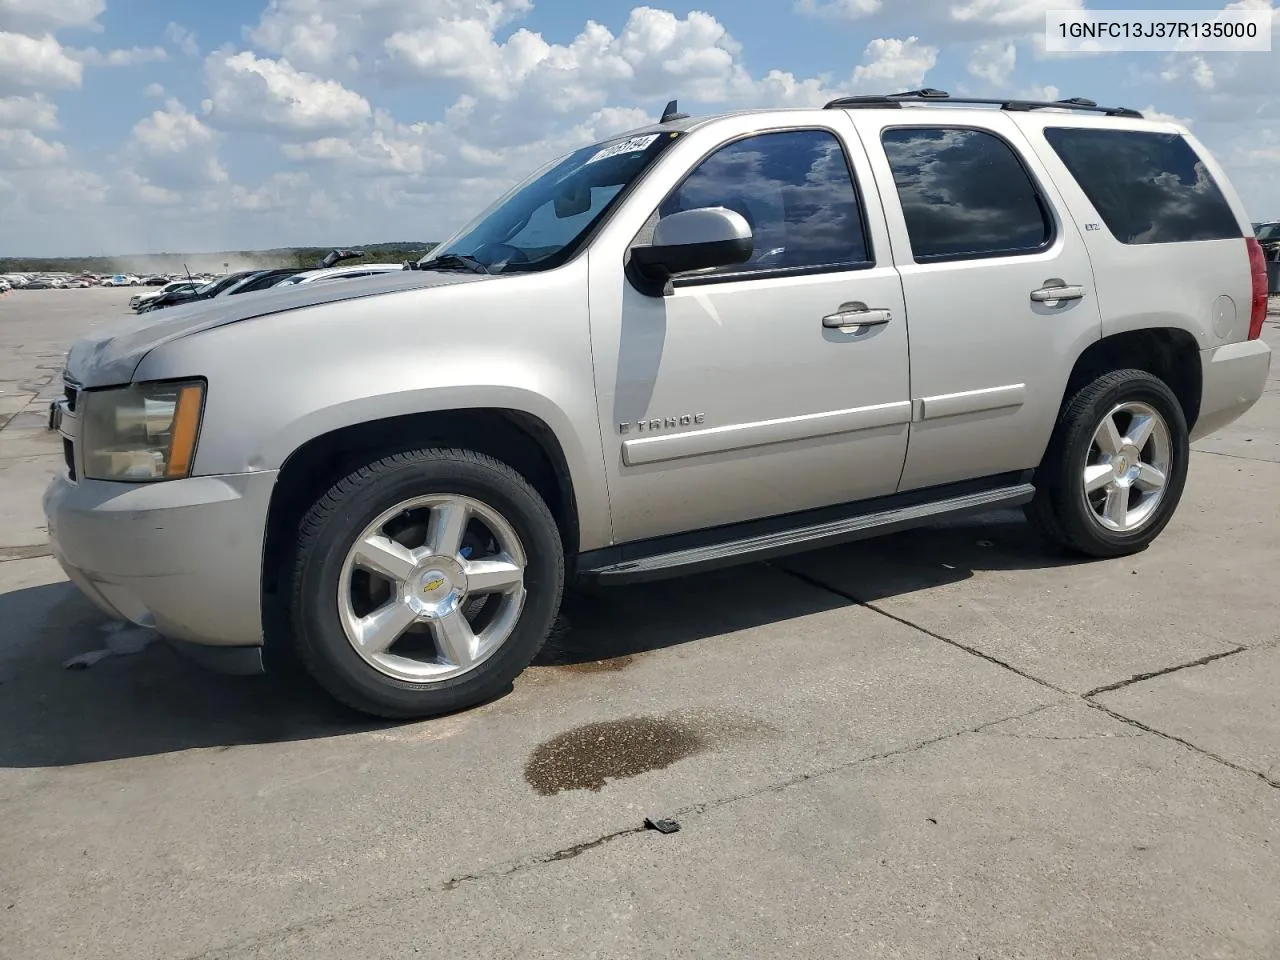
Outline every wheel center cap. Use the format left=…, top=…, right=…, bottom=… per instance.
left=406, top=557, right=467, bottom=618
left=1113, top=454, right=1129, bottom=476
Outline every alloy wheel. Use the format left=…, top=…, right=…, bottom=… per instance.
left=337, top=494, right=527, bottom=683
left=1081, top=401, right=1173, bottom=533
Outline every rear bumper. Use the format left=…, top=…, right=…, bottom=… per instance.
left=1191, top=339, right=1272, bottom=441
left=43, top=469, right=278, bottom=647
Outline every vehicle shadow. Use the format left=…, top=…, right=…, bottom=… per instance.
left=0, top=508, right=1083, bottom=767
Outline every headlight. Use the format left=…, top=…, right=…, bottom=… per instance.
left=82, top=380, right=205, bottom=481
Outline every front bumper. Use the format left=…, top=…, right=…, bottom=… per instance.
left=43, top=469, right=278, bottom=647
left=1190, top=339, right=1273, bottom=441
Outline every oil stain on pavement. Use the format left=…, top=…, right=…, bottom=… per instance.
left=524, top=712, right=774, bottom=795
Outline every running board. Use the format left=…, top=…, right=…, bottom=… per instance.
left=579, top=483, right=1035, bottom=585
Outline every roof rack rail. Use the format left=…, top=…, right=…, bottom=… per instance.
left=824, top=88, right=1143, bottom=119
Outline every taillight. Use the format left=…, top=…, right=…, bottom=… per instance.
left=1246, top=237, right=1268, bottom=341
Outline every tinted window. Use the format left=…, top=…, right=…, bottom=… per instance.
left=881, top=127, right=1052, bottom=262
left=659, top=130, right=870, bottom=273
left=1043, top=128, right=1240, bottom=244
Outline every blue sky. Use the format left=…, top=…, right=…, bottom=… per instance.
left=1, top=0, right=1276, bottom=256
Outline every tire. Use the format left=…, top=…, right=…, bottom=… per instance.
left=1026, top=368, right=1189, bottom=558
left=288, top=447, right=565, bottom=719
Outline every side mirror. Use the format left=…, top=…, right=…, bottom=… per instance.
left=628, top=207, right=753, bottom=296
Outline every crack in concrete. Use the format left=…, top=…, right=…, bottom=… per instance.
left=770, top=564, right=1277, bottom=792
left=1085, top=701, right=1280, bottom=791
left=1082, top=647, right=1247, bottom=699
left=182, top=702, right=1056, bottom=959
left=440, top=826, right=645, bottom=892
left=1195, top=448, right=1279, bottom=465
left=773, top=564, right=1068, bottom=695
left=976, top=730, right=1145, bottom=742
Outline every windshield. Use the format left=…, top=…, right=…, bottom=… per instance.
left=1257, top=223, right=1280, bottom=241
left=426, top=130, right=679, bottom=274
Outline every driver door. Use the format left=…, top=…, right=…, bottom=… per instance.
left=587, top=119, right=913, bottom=545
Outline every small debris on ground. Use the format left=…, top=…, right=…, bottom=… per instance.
left=644, top=817, right=681, bottom=834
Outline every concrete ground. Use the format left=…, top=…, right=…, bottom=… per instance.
left=1, top=288, right=1278, bottom=960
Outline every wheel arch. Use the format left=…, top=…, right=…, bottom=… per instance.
left=260, top=407, right=582, bottom=630
left=1063, top=327, right=1202, bottom=432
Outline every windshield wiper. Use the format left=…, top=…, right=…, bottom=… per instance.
left=420, top=253, right=490, bottom=275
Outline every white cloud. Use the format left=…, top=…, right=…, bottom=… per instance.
left=852, top=37, right=939, bottom=90
left=381, top=7, right=752, bottom=107
left=794, top=0, right=882, bottom=19
left=73, top=45, right=168, bottom=67
left=165, top=22, right=198, bottom=58
left=0, top=92, right=57, bottom=129
left=249, top=0, right=533, bottom=72
left=224, top=171, right=324, bottom=214
left=0, top=127, right=67, bottom=168
left=798, top=0, right=1084, bottom=39
left=201, top=50, right=372, bottom=136
left=0, top=0, right=104, bottom=33
left=116, top=170, right=182, bottom=206
left=1018, top=83, right=1061, bottom=101
left=967, top=40, right=1016, bottom=85
left=0, top=31, right=82, bottom=92
left=1140, top=106, right=1193, bottom=126
left=129, top=101, right=227, bottom=187
left=144, top=82, right=166, bottom=99
left=950, top=0, right=1080, bottom=29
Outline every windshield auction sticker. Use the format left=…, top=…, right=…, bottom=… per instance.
left=1046, top=9, right=1271, bottom=52
left=586, top=134, right=661, bottom=164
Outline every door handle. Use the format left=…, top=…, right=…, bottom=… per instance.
left=1030, top=280, right=1085, bottom=303
left=823, top=302, right=892, bottom=330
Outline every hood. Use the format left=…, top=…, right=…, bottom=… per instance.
left=65, top=269, right=490, bottom=388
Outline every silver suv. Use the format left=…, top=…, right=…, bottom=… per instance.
left=45, top=91, right=1273, bottom=718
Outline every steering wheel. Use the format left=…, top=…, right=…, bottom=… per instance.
left=471, top=242, right=530, bottom=269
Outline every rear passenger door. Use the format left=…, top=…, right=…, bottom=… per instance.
left=849, top=113, right=1103, bottom=492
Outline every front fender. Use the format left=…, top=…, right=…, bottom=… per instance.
left=134, top=263, right=614, bottom=551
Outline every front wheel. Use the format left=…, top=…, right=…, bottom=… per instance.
left=288, top=448, right=565, bottom=718
left=1026, top=369, right=1189, bottom=558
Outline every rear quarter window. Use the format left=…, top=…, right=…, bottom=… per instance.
left=1042, top=128, right=1241, bottom=244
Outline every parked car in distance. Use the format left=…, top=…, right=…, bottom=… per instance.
left=215, top=268, right=305, bottom=297
left=1255, top=221, right=1280, bottom=259
left=45, top=91, right=1273, bottom=719
left=102, top=274, right=140, bottom=287
left=131, top=280, right=199, bottom=311
left=275, top=263, right=406, bottom=286
left=0, top=279, right=10, bottom=293
left=136, top=271, right=257, bottom=312
left=23, top=278, right=57, bottom=289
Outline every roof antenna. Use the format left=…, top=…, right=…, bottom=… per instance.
left=660, top=99, right=689, bottom=124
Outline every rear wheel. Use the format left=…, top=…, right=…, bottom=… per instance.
left=1027, top=368, right=1189, bottom=558
left=288, top=448, right=564, bottom=718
